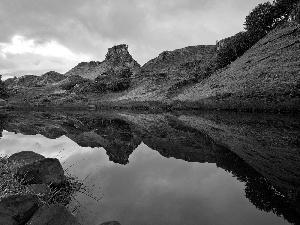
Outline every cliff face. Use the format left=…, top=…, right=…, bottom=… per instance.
left=65, top=44, right=141, bottom=80
left=172, top=23, right=300, bottom=111
left=113, top=45, right=216, bottom=102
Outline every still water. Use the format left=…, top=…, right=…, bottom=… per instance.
left=0, top=110, right=299, bottom=225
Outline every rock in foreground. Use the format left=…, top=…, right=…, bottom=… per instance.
left=15, top=158, right=66, bottom=185
left=0, top=194, right=39, bottom=225
left=27, top=204, right=80, bottom=225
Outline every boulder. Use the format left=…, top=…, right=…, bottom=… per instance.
left=8, top=151, right=45, bottom=165
left=0, top=194, right=40, bottom=225
left=26, top=204, right=80, bottom=225
left=15, top=158, right=65, bottom=185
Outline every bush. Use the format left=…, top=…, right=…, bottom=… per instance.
left=215, top=31, right=258, bottom=70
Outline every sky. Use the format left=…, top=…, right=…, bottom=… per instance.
left=0, top=0, right=267, bottom=80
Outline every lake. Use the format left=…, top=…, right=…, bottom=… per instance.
left=0, top=110, right=299, bottom=225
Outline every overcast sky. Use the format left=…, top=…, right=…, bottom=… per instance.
left=0, top=0, right=267, bottom=79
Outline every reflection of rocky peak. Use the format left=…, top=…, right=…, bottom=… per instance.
left=3, top=112, right=141, bottom=165
left=94, top=118, right=141, bottom=164
left=65, top=44, right=140, bottom=80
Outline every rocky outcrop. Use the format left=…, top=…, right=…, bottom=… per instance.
left=113, top=45, right=216, bottom=103
left=65, top=44, right=140, bottom=81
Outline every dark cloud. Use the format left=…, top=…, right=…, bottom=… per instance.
left=0, top=0, right=267, bottom=74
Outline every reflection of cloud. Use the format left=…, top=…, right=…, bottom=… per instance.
left=0, top=131, right=94, bottom=161
left=0, top=35, right=90, bottom=76
left=0, top=132, right=287, bottom=224
left=67, top=144, right=285, bottom=225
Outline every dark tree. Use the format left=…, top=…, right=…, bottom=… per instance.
left=215, top=31, right=258, bottom=70
left=273, top=0, right=300, bottom=22
left=244, top=2, right=276, bottom=38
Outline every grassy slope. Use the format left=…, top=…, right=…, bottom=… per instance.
left=172, top=23, right=300, bottom=111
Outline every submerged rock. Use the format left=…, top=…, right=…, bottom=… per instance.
left=0, top=194, right=39, bottom=225
left=15, top=158, right=65, bottom=185
left=27, top=204, right=80, bottom=225
left=100, top=221, right=121, bottom=225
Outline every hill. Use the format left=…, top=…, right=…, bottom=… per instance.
left=171, top=23, right=300, bottom=111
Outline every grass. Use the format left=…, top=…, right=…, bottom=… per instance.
left=0, top=154, right=83, bottom=207
left=0, top=155, right=30, bottom=199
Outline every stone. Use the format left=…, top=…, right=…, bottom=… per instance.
left=26, top=204, right=80, bottom=225
left=8, top=151, right=45, bottom=165
left=0, top=194, right=40, bottom=225
left=15, top=158, right=66, bottom=185
left=100, top=221, right=121, bottom=225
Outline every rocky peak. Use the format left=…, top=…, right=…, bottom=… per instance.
left=105, top=44, right=138, bottom=68
left=105, top=44, right=129, bottom=60
left=65, top=44, right=141, bottom=80
left=77, top=61, right=101, bottom=67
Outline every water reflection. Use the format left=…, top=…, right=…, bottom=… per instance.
left=0, top=110, right=299, bottom=224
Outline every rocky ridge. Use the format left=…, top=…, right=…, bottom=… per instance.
left=5, top=71, right=66, bottom=89
left=114, top=45, right=216, bottom=103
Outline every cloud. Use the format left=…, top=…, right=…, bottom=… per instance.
left=0, top=35, right=90, bottom=75
left=0, top=0, right=267, bottom=75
